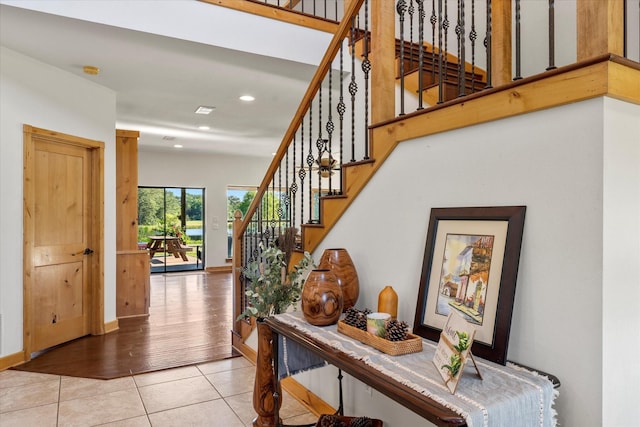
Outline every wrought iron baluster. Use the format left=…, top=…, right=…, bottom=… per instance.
left=546, top=0, right=556, bottom=71
left=317, top=83, right=324, bottom=220
left=283, top=149, right=289, bottom=228
left=362, top=0, right=370, bottom=160
left=430, top=0, right=437, bottom=86
left=327, top=67, right=335, bottom=193
left=299, top=117, right=306, bottom=230
left=337, top=43, right=345, bottom=195
left=417, top=0, right=425, bottom=109
left=278, top=159, right=284, bottom=230
left=307, top=103, right=314, bottom=223
left=349, top=17, right=358, bottom=162
left=270, top=173, right=276, bottom=241
left=514, top=0, right=522, bottom=80
left=397, top=0, right=408, bottom=116
left=470, top=0, right=478, bottom=91
left=409, top=0, right=416, bottom=73
left=290, top=136, right=297, bottom=230
left=485, top=0, right=493, bottom=88
left=443, top=0, right=449, bottom=97
left=456, top=0, right=466, bottom=97
left=437, top=0, right=444, bottom=103
left=256, top=199, right=263, bottom=253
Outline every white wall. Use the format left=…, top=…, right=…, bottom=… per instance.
left=601, top=98, right=640, bottom=426
left=0, top=47, right=117, bottom=357
left=293, top=97, right=640, bottom=427
left=137, top=149, right=270, bottom=268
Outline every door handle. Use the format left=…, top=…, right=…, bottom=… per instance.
left=83, top=248, right=94, bottom=255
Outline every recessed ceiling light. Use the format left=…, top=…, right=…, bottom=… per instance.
left=239, top=95, right=255, bottom=102
left=195, top=106, right=215, bottom=114
left=173, top=144, right=183, bottom=148
left=198, top=125, right=210, bottom=130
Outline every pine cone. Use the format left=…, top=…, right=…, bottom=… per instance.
left=385, top=319, right=409, bottom=341
left=355, top=308, right=371, bottom=331
left=349, top=416, right=373, bottom=427
left=343, top=307, right=361, bottom=327
left=344, top=307, right=371, bottom=331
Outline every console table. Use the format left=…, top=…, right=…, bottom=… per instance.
left=266, top=312, right=558, bottom=427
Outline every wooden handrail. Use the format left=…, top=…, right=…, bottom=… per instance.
left=236, top=0, right=365, bottom=239
left=199, top=0, right=340, bottom=33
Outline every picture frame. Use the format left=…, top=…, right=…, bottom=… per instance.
left=413, top=206, right=526, bottom=365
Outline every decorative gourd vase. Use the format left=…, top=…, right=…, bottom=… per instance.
left=252, top=319, right=282, bottom=427
left=318, top=248, right=359, bottom=311
left=377, top=285, right=398, bottom=319
left=301, top=269, right=343, bottom=326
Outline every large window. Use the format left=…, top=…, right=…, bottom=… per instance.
left=227, top=186, right=257, bottom=258
left=138, top=187, right=205, bottom=273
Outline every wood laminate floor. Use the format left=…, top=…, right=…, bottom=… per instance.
left=12, top=272, right=239, bottom=379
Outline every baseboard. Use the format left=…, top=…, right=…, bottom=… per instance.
left=205, top=265, right=232, bottom=273
left=281, top=376, right=336, bottom=417
left=117, top=313, right=149, bottom=321
left=0, top=351, right=25, bottom=371
left=231, top=330, right=256, bottom=362
left=231, top=329, right=335, bottom=418
left=104, top=319, right=120, bottom=334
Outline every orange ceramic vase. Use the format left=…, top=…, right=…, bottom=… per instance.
left=301, top=269, right=343, bottom=326
left=318, top=248, right=359, bottom=311
left=377, top=285, right=398, bottom=319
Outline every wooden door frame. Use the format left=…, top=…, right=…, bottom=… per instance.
left=23, top=125, right=105, bottom=361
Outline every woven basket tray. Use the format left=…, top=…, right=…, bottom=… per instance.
left=337, top=320, right=423, bottom=356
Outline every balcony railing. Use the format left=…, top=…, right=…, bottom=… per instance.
left=230, top=0, right=639, bottom=330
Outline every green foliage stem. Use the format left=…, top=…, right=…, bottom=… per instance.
left=237, top=243, right=314, bottom=319
left=442, top=330, right=471, bottom=379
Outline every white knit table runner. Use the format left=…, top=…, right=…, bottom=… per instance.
left=275, top=312, right=558, bottom=427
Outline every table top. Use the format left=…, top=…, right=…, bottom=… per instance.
left=147, top=236, right=180, bottom=241
left=267, top=312, right=557, bottom=427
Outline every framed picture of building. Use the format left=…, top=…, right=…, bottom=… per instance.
left=414, top=206, right=526, bottom=365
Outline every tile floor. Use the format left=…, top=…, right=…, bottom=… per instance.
left=0, top=356, right=318, bottom=426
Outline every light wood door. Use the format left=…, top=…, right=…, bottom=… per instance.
left=24, top=125, right=105, bottom=357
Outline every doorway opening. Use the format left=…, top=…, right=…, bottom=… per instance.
left=138, top=187, right=205, bottom=273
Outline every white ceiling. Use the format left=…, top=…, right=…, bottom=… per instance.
left=0, top=3, right=323, bottom=157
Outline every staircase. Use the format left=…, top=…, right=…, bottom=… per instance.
left=211, top=0, right=639, bottom=337
left=200, top=0, right=640, bottom=423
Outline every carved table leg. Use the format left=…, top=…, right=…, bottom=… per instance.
left=253, top=320, right=281, bottom=427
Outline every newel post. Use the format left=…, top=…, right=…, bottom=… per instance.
left=370, top=0, right=397, bottom=123
left=576, top=0, right=624, bottom=61
left=490, top=0, right=513, bottom=86
left=232, top=209, right=244, bottom=334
